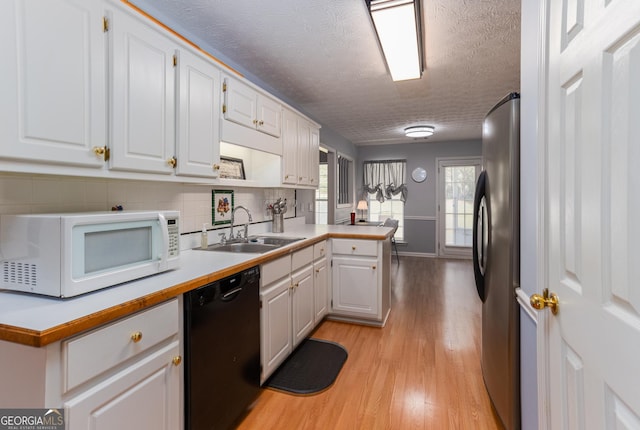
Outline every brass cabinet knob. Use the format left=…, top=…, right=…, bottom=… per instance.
left=252, top=119, right=258, bottom=125
left=213, top=164, right=220, bottom=170
left=258, top=120, right=264, bottom=126
left=167, top=157, right=177, bottom=168
left=172, top=356, right=182, bottom=366
left=130, top=331, right=143, bottom=343
left=530, top=289, right=559, bottom=315
left=352, top=246, right=356, bottom=251
left=372, top=265, right=376, bottom=270
left=315, top=269, right=320, bottom=273
left=92, top=146, right=110, bottom=161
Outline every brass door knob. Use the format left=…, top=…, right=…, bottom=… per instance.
left=530, top=289, right=559, bottom=315
left=172, top=356, right=182, bottom=366
left=130, top=331, right=143, bottom=343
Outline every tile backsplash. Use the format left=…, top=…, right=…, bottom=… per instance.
left=0, top=173, right=300, bottom=234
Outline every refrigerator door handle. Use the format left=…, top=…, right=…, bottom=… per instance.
left=473, top=170, right=488, bottom=301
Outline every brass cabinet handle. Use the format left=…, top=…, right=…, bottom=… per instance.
left=285, top=175, right=289, bottom=179
left=213, top=164, right=220, bottom=170
left=258, top=120, right=264, bottom=126
left=315, top=269, right=320, bottom=273
left=167, top=157, right=177, bottom=168
left=130, top=331, right=143, bottom=343
left=530, top=288, right=559, bottom=315
left=252, top=119, right=258, bottom=125
left=172, top=356, right=182, bottom=366
left=92, top=146, right=110, bottom=161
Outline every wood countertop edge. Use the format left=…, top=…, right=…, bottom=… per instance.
left=0, top=231, right=391, bottom=347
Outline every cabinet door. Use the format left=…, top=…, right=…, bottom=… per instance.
left=0, top=0, right=106, bottom=167
left=110, top=8, right=176, bottom=174
left=260, top=277, right=292, bottom=383
left=291, top=266, right=314, bottom=347
left=314, top=258, right=329, bottom=323
left=256, top=95, right=281, bottom=138
left=281, top=109, right=298, bottom=184
left=176, top=49, right=221, bottom=177
left=309, top=126, right=320, bottom=187
left=65, top=341, right=180, bottom=430
left=332, top=256, right=380, bottom=319
left=223, top=76, right=256, bottom=129
left=296, top=120, right=311, bottom=185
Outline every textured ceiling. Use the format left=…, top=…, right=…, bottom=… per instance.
left=129, top=0, right=521, bottom=145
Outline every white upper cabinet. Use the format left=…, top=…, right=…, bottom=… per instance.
left=175, top=49, right=221, bottom=178
left=0, top=0, right=107, bottom=167
left=109, top=7, right=176, bottom=174
left=223, top=76, right=281, bottom=138
left=281, top=108, right=320, bottom=188
left=281, top=109, right=298, bottom=185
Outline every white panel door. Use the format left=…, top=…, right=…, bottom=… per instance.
left=256, top=94, right=281, bottom=138
left=110, top=8, right=175, bottom=174
left=313, top=258, right=328, bottom=323
left=291, top=265, right=314, bottom=347
left=331, top=256, right=379, bottom=318
left=176, top=49, right=221, bottom=178
left=0, top=0, right=106, bottom=167
left=260, top=277, right=292, bottom=383
left=296, top=119, right=311, bottom=186
left=543, top=0, right=640, bottom=428
left=309, top=127, right=320, bottom=187
left=65, top=342, right=180, bottom=430
left=223, top=76, right=256, bottom=129
left=281, top=109, right=298, bottom=184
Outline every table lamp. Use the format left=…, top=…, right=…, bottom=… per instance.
left=356, top=200, right=368, bottom=222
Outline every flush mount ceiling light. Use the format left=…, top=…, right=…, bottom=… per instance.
left=404, top=125, right=434, bottom=138
left=368, top=0, right=424, bottom=82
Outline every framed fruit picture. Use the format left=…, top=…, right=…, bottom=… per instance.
left=212, top=189, right=234, bottom=225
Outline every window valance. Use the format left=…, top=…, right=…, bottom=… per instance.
left=363, top=160, right=407, bottom=202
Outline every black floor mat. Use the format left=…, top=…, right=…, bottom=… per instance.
left=265, top=338, right=348, bottom=395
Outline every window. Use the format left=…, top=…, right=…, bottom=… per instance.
left=315, top=157, right=328, bottom=224
left=437, top=157, right=481, bottom=257
left=337, top=154, right=354, bottom=207
left=363, top=159, right=407, bottom=241
left=367, top=194, right=404, bottom=240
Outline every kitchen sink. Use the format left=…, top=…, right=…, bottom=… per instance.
left=197, top=236, right=305, bottom=254
left=248, top=236, right=305, bottom=246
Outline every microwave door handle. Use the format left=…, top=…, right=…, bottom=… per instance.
left=158, top=213, right=169, bottom=271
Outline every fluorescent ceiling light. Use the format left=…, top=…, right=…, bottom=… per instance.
left=369, top=0, right=423, bottom=81
left=405, top=125, right=434, bottom=137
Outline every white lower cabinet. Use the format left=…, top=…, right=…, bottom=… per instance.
left=65, top=341, right=180, bottom=430
left=330, top=238, right=391, bottom=326
left=259, top=244, right=327, bottom=384
left=0, top=299, right=182, bottom=429
left=291, top=265, right=314, bottom=346
left=260, top=275, right=293, bottom=383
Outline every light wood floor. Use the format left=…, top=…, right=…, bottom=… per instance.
left=237, top=257, right=503, bottom=429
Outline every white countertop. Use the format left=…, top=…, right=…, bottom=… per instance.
left=0, top=224, right=392, bottom=345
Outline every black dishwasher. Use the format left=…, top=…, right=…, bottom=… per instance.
left=184, top=266, right=261, bottom=430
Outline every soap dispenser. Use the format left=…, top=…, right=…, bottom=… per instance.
left=200, top=224, right=208, bottom=249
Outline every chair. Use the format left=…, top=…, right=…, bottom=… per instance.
left=383, top=218, right=400, bottom=264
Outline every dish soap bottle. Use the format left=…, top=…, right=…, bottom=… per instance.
left=200, top=224, right=208, bottom=249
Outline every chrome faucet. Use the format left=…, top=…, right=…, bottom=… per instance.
left=230, top=206, right=253, bottom=241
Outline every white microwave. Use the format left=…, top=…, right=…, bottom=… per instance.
left=0, top=211, right=180, bottom=298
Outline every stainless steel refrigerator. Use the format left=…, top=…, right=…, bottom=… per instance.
left=473, top=92, right=520, bottom=430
